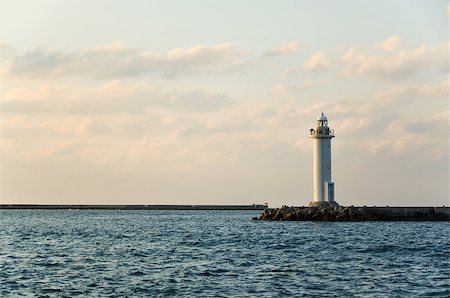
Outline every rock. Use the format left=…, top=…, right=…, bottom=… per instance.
left=357, top=208, right=366, bottom=216
left=325, top=206, right=334, bottom=212
left=259, top=210, right=267, bottom=220
left=256, top=205, right=450, bottom=222
left=311, top=213, right=322, bottom=221
left=336, top=213, right=347, bottom=221
left=300, top=208, right=308, bottom=215
left=307, top=208, right=316, bottom=216
left=284, top=213, right=296, bottom=221
left=273, top=209, right=284, bottom=221
left=265, top=209, right=276, bottom=220
left=286, top=206, right=295, bottom=213
left=358, top=214, right=369, bottom=221
left=348, top=208, right=355, bottom=220
left=261, top=209, right=271, bottom=220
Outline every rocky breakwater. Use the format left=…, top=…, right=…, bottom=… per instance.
left=254, top=204, right=450, bottom=221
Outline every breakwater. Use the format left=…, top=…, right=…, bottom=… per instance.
left=255, top=205, right=450, bottom=221
left=0, top=204, right=267, bottom=211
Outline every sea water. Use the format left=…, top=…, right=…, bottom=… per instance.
left=0, top=210, right=448, bottom=297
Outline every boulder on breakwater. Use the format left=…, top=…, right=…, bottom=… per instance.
left=254, top=204, right=450, bottom=221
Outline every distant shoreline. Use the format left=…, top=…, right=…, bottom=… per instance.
left=0, top=204, right=268, bottom=210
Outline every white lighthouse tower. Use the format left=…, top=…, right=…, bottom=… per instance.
left=309, top=113, right=336, bottom=207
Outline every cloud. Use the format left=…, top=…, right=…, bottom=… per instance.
left=303, top=51, right=328, bottom=73
left=2, top=42, right=245, bottom=79
left=171, top=89, right=230, bottom=112
left=375, top=35, right=401, bottom=52
left=285, top=78, right=449, bottom=146
left=1, top=76, right=448, bottom=205
left=261, top=42, right=302, bottom=57
left=164, top=43, right=243, bottom=74
left=1, top=40, right=447, bottom=206
left=342, top=41, right=448, bottom=79
left=0, top=81, right=231, bottom=115
left=375, top=81, right=445, bottom=105
left=3, top=86, right=446, bottom=166
left=417, top=77, right=449, bottom=96
left=279, top=66, right=302, bottom=78
left=447, top=4, right=450, bottom=16
left=406, top=110, right=448, bottom=134
left=1, top=86, right=72, bottom=114
left=364, top=110, right=448, bottom=157
left=8, top=47, right=72, bottom=77
left=0, top=42, right=15, bottom=63
left=271, top=80, right=321, bottom=94
left=280, top=50, right=329, bottom=77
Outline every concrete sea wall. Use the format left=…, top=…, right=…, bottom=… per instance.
left=255, top=205, right=450, bottom=221
left=0, top=204, right=267, bottom=211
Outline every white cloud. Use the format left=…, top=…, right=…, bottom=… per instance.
left=342, top=41, right=448, bottom=79
left=0, top=42, right=15, bottom=63
left=2, top=42, right=245, bottom=79
left=303, top=51, right=328, bottom=73
left=1, top=38, right=448, bottom=205
left=446, top=4, right=450, bottom=16
left=375, top=35, right=401, bottom=52
left=1, top=81, right=231, bottom=115
left=1, top=77, right=448, bottom=205
left=271, top=80, right=319, bottom=94
left=0, top=41, right=307, bottom=80
left=166, top=43, right=242, bottom=68
left=262, top=42, right=302, bottom=57
left=364, top=110, right=448, bottom=157
left=417, top=77, right=449, bottom=96
left=7, top=47, right=67, bottom=77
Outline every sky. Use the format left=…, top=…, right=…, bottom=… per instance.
left=0, top=0, right=448, bottom=207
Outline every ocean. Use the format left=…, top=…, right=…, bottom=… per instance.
left=0, top=210, right=448, bottom=297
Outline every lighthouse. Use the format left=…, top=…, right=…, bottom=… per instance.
left=309, top=113, right=336, bottom=207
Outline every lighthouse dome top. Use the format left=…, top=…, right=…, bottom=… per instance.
left=317, top=113, right=328, bottom=121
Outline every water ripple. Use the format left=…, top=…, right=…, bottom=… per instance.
left=0, top=210, right=448, bottom=297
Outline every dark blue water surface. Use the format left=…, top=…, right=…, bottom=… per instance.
left=0, top=210, right=449, bottom=297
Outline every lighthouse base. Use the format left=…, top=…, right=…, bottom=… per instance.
left=308, top=201, right=339, bottom=208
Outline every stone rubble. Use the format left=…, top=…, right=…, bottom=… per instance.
left=253, top=203, right=450, bottom=221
